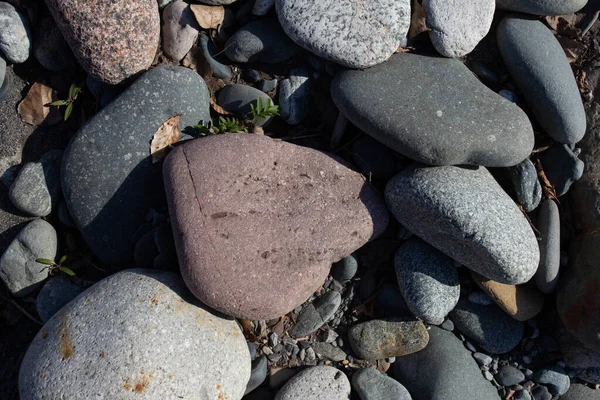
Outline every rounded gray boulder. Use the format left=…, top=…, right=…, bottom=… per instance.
left=275, top=366, right=350, bottom=400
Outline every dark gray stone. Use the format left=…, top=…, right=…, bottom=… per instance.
left=58, top=201, right=75, bottom=227
left=496, top=0, right=588, bottom=15
left=385, top=165, right=539, bottom=285
left=0, top=2, right=31, bottom=63
left=440, top=319, right=454, bottom=331
left=253, top=0, right=275, bottom=15
left=33, top=17, right=74, bottom=72
left=36, top=276, right=84, bottom=322
left=162, top=0, right=199, bottom=62
left=497, top=15, right=586, bottom=144
left=217, top=84, right=273, bottom=126
left=373, top=283, right=412, bottom=318
left=541, top=144, right=584, bottom=197
left=393, top=326, right=499, bottom=400
left=352, top=135, right=404, bottom=182
left=332, top=54, right=534, bottom=167
left=450, top=298, right=524, bottom=354
left=62, top=66, right=210, bottom=264
left=331, top=254, right=358, bottom=284
left=468, top=291, right=494, bottom=306
left=508, top=158, right=542, bottom=212
left=351, top=366, right=411, bottom=400
left=535, top=200, right=560, bottom=293
left=245, top=356, right=268, bottom=395
left=198, top=32, right=233, bottom=80
left=533, top=366, right=570, bottom=396
left=531, top=386, right=552, bottom=400
left=395, top=238, right=460, bottom=325
left=258, top=79, right=277, bottom=93
left=515, top=390, right=532, bottom=400
left=291, top=290, right=341, bottom=337
left=279, top=66, right=310, bottom=125
left=562, top=384, right=600, bottom=400
left=312, top=342, right=347, bottom=362
left=85, top=75, right=123, bottom=109
left=225, top=19, right=301, bottom=63
left=274, top=366, right=350, bottom=400
left=134, top=229, right=159, bottom=268
left=496, top=365, right=525, bottom=386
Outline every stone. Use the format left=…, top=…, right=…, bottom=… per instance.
left=496, top=365, right=525, bottom=386
left=541, top=144, right=584, bottom=197
left=275, top=366, right=350, bottom=400
left=62, top=66, right=210, bottom=264
left=258, top=79, right=277, bottom=93
left=535, top=200, right=560, bottom=293
left=217, top=84, right=273, bottom=126
left=508, top=158, right=542, bottom=212
left=469, top=291, right=494, bottom=306
left=291, top=291, right=341, bottom=337
left=279, top=66, right=310, bottom=125
left=9, top=150, right=63, bottom=217
left=531, top=386, right=552, bottom=400
left=162, top=0, right=199, bottom=62
left=45, top=0, right=159, bottom=84
left=393, top=326, right=499, bottom=400
left=373, top=283, right=412, bottom=318
left=440, top=319, right=454, bottom=331
left=533, top=366, right=570, bottom=396
left=225, top=19, right=301, bottom=64
left=352, top=135, right=403, bottom=182
left=275, top=0, right=410, bottom=69
left=198, top=32, right=233, bottom=79
left=472, top=273, right=544, bottom=321
left=562, top=384, right=600, bottom=400
left=0, top=219, right=56, bottom=297
left=473, top=352, right=493, bottom=366
left=0, top=55, right=8, bottom=101
left=332, top=53, right=534, bottom=167
left=424, top=0, right=494, bottom=57
left=33, top=17, right=73, bottom=72
left=245, top=356, right=268, bottom=395
left=0, top=2, right=31, bottom=63
left=134, top=229, right=159, bottom=268
left=312, top=342, right=347, bottom=362
left=196, top=0, right=238, bottom=4
left=36, top=276, right=84, bottom=322
left=19, top=269, right=250, bottom=399
left=331, top=254, right=358, bottom=284
left=351, top=366, right=412, bottom=400
left=394, top=238, right=460, bottom=325
left=58, top=201, right=75, bottom=227
left=348, top=319, right=429, bottom=361
left=449, top=298, right=524, bottom=354
left=253, top=0, right=275, bottom=15
left=497, top=15, right=586, bottom=144
left=163, top=134, right=389, bottom=320
left=496, top=0, right=588, bottom=15
left=515, top=390, right=532, bottom=400
left=385, top=165, right=539, bottom=284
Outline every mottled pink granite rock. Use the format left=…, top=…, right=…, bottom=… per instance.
left=44, top=0, right=159, bottom=84
left=164, top=134, right=389, bottom=320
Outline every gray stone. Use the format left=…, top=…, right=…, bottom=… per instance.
left=469, top=291, right=494, bottom=306
left=508, top=158, right=542, bottom=212
left=217, top=84, right=273, bottom=126
left=562, top=384, right=600, bottom=400
left=33, top=17, right=73, bottom=72
left=0, top=219, right=56, bottom=297
left=440, top=319, right=454, bottom=331
left=291, top=291, right=342, bottom=337
left=61, top=66, right=210, bottom=264
left=9, top=150, right=63, bottom=217
left=275, top=0, right=410, bottom=69
left=373, top=283, right=412, bottom=318
left=496, top=0, right=588, bottom=15
left=36, top=276, right=84, bottom=322
left=19, top=269, right=251, bottom=399
left=541, top=144, right=584, bottom=197
left=352, top=366, right=412, bottom=400
left=58, top=201, right=75, bottom=227
left=450, top=299, right=524, bottom=354
left=531, top=386, right=552, bottom=400
left=515, top=390, right=532, bottom=400
left=473, top=352, right=493, bottom=366
left=395, top=238, right=460, bottom=325
left=258, top=79, right=277, bottom=93
left=535, top=200, right=560, bottom=294
left=225, top=19, right=301, bottom=64
left=352, top=135, right=406, bottom=182
left=331, top=254, right=358, bottom=284
left=0, top=2, right=31, bottom=63
left=533, top=366, right=570, bottom=396
left=425, top=0, right=494, bottom=57
left=332, top=54, right=534, bottom=167
left=275, top=366, right=350, bottom=400
left=158, top=0, right=176, bottom=8
left=162, top=0, right=199, bottom=62
left=393, top=326, right=499, bottom=400
left=248, top=342, right=257, bottom=360
left=198, top=32, right=232, bottom=79
left=385, top=165, right=539, bottom=284
left=253, top=0, right=275, bottom=15
left=496, top=365, right=525, bottom=386
left=499, top=89, right=520, bottom=103
left=279, top=66, right=310, bottom=125
left=312, top=342, right=347, bottom=362
left=497, top=15, right=586, bottom=144
left=245, top=356, right=268, bottom=395
left=195, top=0, right=238, bottom=4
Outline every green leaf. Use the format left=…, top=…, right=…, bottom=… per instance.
left=36, top=258, right=55, bottom=265
left=71, top=86, right=82, bottom=100
left=64, top=103, right=73, bottom=121
left=68, top=83, right=76, bottom=99
left=47, top=100, right=69, bottom=107
left=60, top=266, right=76, bottom=276
left=59, top=254, right=69, bottom=265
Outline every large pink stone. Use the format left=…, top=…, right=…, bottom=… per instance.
left=44, top=0, right=159, bottom=84
left=164, top=134, right=389, bottom=320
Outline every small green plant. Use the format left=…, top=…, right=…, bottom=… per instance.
left=36, top=255, right=76, bottom=277
left=249, top=97, right=279, bottom=123
left=194, top=98, right=280, bottom=136
left=47, top=82, right=83, bottom=121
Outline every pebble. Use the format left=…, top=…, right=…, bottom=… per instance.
left=533, top=366, right=570, bottom=396
left=258, top=79, right=277, bottom=93
left=385, top=165, right=539, bottom=285
left=441, top=319, right=455, bottom=331
left=515, top=389, right=532, bottom=400
left=497, top=15, right=586, bottom=144
left=499, top=89, right=520, bottom=103
left=36, top=276, right=85, bottom=322
left=496, top=365, right=526, bottom=386
left=424, top=0, right=494, bottom=57
left=351, top=135, right=403, bottom=182
left=469, top=291, right=494, bottom=306
left=541, top=144, right=584, bottom=197
left=198, top=32, right=233, bottom=79
left=484, top=371, right=494, bottom=380
left=331, top=254, right=358, bottom=284
left=9, top=150, right=63, bottom=217
left=352, top=366, right=412, bottom=400
left=496, top=0, right=588, bottom=15
left=473, top=352, right=493, bottom=367
left=270, top=332, right=279, bottom=347
left=0, top=2, right=31, bottom=63
left=332, top=53, right=534, bottom=167
left=245, top=356, right=268, bottom=395
left=274, top=366, right=350, bottom=400
left=0, top=219, right=56, bottom=297
left=562, top=383, right=600, bottom=399
left=248, top=342, right=257, bottom=360
left=394, top=238, right=460, bottom=325
left=253, top=0, right=275, bottom=15
left=162, top=0, right=199, bottom=62
left=531, top=385, right=552, bottom=400
left=348, top=319, right=428, bottom=361
left=33, top=17, right=73, bottom=72
left=279, top=66, right=310, bottom=125
left=306, top=347, right=316, bottom=362
left=312, top=342, right=347, bottom=362
left=0, top=55, right=9, bottom=101
left=292, top=291, right=342, bottom=337
left=276, top=0, right=410, bottom=68
left=535, top=200, right=560, bottom=293
left=217, top=84, right=274, bottom=126
left=507, top=158, right=542, bottom=212
left=243, top=69, right=261, bottom=83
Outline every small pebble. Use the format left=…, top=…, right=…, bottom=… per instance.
left=468, top=291, right=494, bottom=306
left=484, top=371, right=494, bottom=380
left=440, top=319, right=455, bottom=331
left=473, top=352, right=493, bottom=367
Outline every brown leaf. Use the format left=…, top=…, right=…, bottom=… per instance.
left=557, top=36, right=586, bottom=63
left=409, top=0, right=429, bottom=38
left=190, top=4, right=225, bottom=30
left=150, top=115, right=181, bottom=163
left=182, top=45, right=213, bottom=79
left=210, top=97, right=231, bottom=115
left=534, top=159, right=559, bottom=203
left=17, top=82, right=62, bottom=126
left=545, top=15, right=581, bottom=38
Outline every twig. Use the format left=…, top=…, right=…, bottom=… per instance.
left=0, top=294, right=43, bottom=325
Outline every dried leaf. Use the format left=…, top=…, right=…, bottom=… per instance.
left=190, top=4, right=225, bottom=30
left=557, top=36, right=586, bottom=63
left=210, top=97, right=231, bottom=115
left=535, top=159, right=559, bottom=203
left=182, top=45, right=213, bottom=79
left=18, top=82, right=62, bottom=126
left=409, top=0, right=429, bottom=38
left=545, top=15, right=581, bottom=38
left=150, top=115, right=181, bottom=163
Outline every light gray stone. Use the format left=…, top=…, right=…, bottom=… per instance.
left=275, top=0, right=410, bottom=69
left=425, top=0, right=494, bottom=57
left=496, top=0, right=588, bottom=15
left=495, top=365, right=525, bottom=386
left=535, top=200, right=560, bottom=293
left=508, top=158, right=542, bottom=212
left=352, top=367, right=412, bottom=400
left=534, top=366, right=570, bottom=396
left=275, top=366, right=350, bottom=400
left=19, top=269, right=251, bottom=399
left=312, top=342, right=347, bottom=362
left=0, top=219, right=56, bottom=297
left=36, top=276, right=84, bottom=322
left=395, top=238, right=460, bottom=325
left=162, top=0, right=199, bottom=62
left=385, top=165, right=539, bottom=284
left=291, top=291, right=342, bottom=337
left=0, top=2, right=31, bottom=63
left=562, top=383, right=600, bottom=400
left=279, top=66, right=310, bottom=125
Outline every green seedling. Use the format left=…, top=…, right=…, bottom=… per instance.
left=47, top=82, right=83, bottom=121
left=36, top=254, right=76, bottom=277
left=249, top=97, right=279, bottom=123
left=194, top=98, right=280, bottom=136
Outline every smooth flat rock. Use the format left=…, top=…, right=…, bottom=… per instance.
left=276, top=0, right=410, bottom=69
left=352, top=367, right=412, bottom=400
left=393, top=326, right=499, bottom=400
left=395, top=238, right=460, bottom=325
left=508, top=158, right=542, bottom=212
left=45, top=0, right=159, bottom=84
left=562, top=384, right=600, bottom=400
left=36, top=276, right=84, bottom=322
left=311, top=342, right=347, bottom=362
left=385, top=165, right=539, bottom=284
left=19, top=269, right=251, bottom=399
left=332, top=53, right=534, bottom=167
left=0, top=2, right=31, bottom=63
left=535, top=200, right=560, bottom=293
left=533, top=366, right=570, bottom=396
left=496, top=365, right=525, bottom=386
left=291, top=290, right=341, bottom=337
left=162, top=0, right=199, bottom=62
left=425, top=0, right=494, bottom=57
left=497, top=15, right=586, bottom=144
left=496, top=0, right=588, bottom=15
left=62, top=66, right=210, bottom=265
left=163, top=134, right=389, bottom=320
left=331, top=254, right=358, bottom=284
left=275, top=366, right=350, bottom=400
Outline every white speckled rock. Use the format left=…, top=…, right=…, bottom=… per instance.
left=425, top=0, right=495, bottom=57
left=0, top=2, right=31, bottom=63
left=275, top=366, right=350, bottom=400
left=275, top=0, right=410, bottom=69
left=19, top=269, right=251, bottom=399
